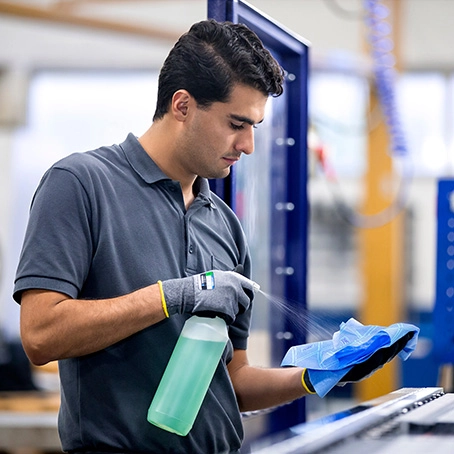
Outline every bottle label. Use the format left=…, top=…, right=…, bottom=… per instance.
left=198, top=271, right=215, bottom=290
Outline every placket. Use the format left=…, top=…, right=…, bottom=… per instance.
left=184, top=196, right=213, bottom=273
left=185, top=206, right=198, bottom=272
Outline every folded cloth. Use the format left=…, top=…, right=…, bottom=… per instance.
left=281, top=318, right=419, bottom=397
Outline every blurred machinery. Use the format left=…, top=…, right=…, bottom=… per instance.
left=432, top=179, right=454, bottom=387
left=209, top=0, right=310, bottom=435
left=251, top=387, right=454, bottom=453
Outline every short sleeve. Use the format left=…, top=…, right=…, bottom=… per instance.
left=14, top=167, right=93, bottom=302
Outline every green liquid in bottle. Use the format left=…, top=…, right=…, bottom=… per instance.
left=147, top=317, right=227, bottom=436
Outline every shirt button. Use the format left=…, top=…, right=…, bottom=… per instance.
left=189, top=245, right=194, bottom=254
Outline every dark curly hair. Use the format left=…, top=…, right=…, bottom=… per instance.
left=153, top=19, right=284, bottom=121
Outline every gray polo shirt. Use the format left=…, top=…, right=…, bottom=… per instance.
left=14, top=133, right=252, bottom=453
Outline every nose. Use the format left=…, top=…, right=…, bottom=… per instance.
left=234, top=127, right=255, bottom=155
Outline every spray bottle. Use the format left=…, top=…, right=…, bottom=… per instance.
left=147, top=271, right=259, bottom=436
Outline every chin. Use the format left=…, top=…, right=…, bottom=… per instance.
left=206, top=168, right=231, bottom=180
left=219, top=168, right=231, bottom=179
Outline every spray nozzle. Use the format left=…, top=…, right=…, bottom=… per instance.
left=233, top=265, right=260, bottom=291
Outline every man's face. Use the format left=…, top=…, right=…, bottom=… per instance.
left=181, top=84, right=268, bottom=180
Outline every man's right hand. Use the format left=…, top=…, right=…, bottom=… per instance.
left=160, top=270, right=257, bottom=324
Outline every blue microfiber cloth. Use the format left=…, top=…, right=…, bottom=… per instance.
left=281, top=317, right=420, bottom=397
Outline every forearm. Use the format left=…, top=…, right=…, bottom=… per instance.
left=20, top=284, right=165, bottom=365
left=228, top=351, right=308, bottom=412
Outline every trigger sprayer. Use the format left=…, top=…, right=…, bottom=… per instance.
left=147, top=269, right=259, bottom=436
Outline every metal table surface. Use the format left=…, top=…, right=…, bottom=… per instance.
left=251, top=388, right=454, bottom=454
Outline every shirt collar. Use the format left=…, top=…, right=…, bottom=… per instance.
left=120, top=133, right=215, bottom=205
left=120, top=133, right=168, bottom=185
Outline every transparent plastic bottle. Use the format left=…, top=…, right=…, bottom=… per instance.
left=147, top=315, right=228, bottom=436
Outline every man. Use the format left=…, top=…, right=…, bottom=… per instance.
left=14, top=20, right=310, bottom=453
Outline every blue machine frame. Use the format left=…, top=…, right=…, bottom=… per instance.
left=433, top=178, right=454, bottom=364
left=208, top=0, right=310, bottom=434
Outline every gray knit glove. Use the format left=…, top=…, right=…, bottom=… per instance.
left=159, top=270, right=258, bottom=324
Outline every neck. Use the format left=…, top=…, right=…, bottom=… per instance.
left=183, top=185, right=196, bottom=209
left=139, top=122, right=198, bottom=208
left=138, top=121, right=196, bottom=194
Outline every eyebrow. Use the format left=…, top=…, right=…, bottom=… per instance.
left=229, top=114, right=264, bottom=126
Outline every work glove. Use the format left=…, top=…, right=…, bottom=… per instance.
left=301, top=331, right=416, bottom=395
left=338, top=331, right=415, bottom=384
left=281, top=318, right=419, bottom=397
left=158, top=270, right=257, bottom=325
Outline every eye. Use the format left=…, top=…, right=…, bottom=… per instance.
left=230, top=123, right=258, bottom=131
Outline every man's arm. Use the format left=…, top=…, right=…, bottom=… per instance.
left=227, top=349, right=308, bottom=412
left=20, top=270, right=255, bottom=366
left=20, top=285, right=165, bottom=366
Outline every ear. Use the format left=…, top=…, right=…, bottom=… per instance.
left=171, top=90, right=192, bottom=122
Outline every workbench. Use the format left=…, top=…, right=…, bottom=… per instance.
left=252, top=387, right=454, bottom=453
left=0, top=391, right=60, bottom=453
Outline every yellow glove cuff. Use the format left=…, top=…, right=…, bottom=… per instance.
left=301, top=368, right=316, bottom=395
left=157, top=280, right=169, bottom=318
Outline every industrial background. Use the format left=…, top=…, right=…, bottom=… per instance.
left=0, top=0, right=453, bottom=452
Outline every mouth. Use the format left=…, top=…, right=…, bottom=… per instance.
left=222, top=156, right=240, bottom=166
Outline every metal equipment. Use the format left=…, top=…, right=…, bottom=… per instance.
left=433, top=179, right=454, bottom=366
left=208, top=0, right=310, bottom=435
left=251, top=387, right=454, bottom=453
